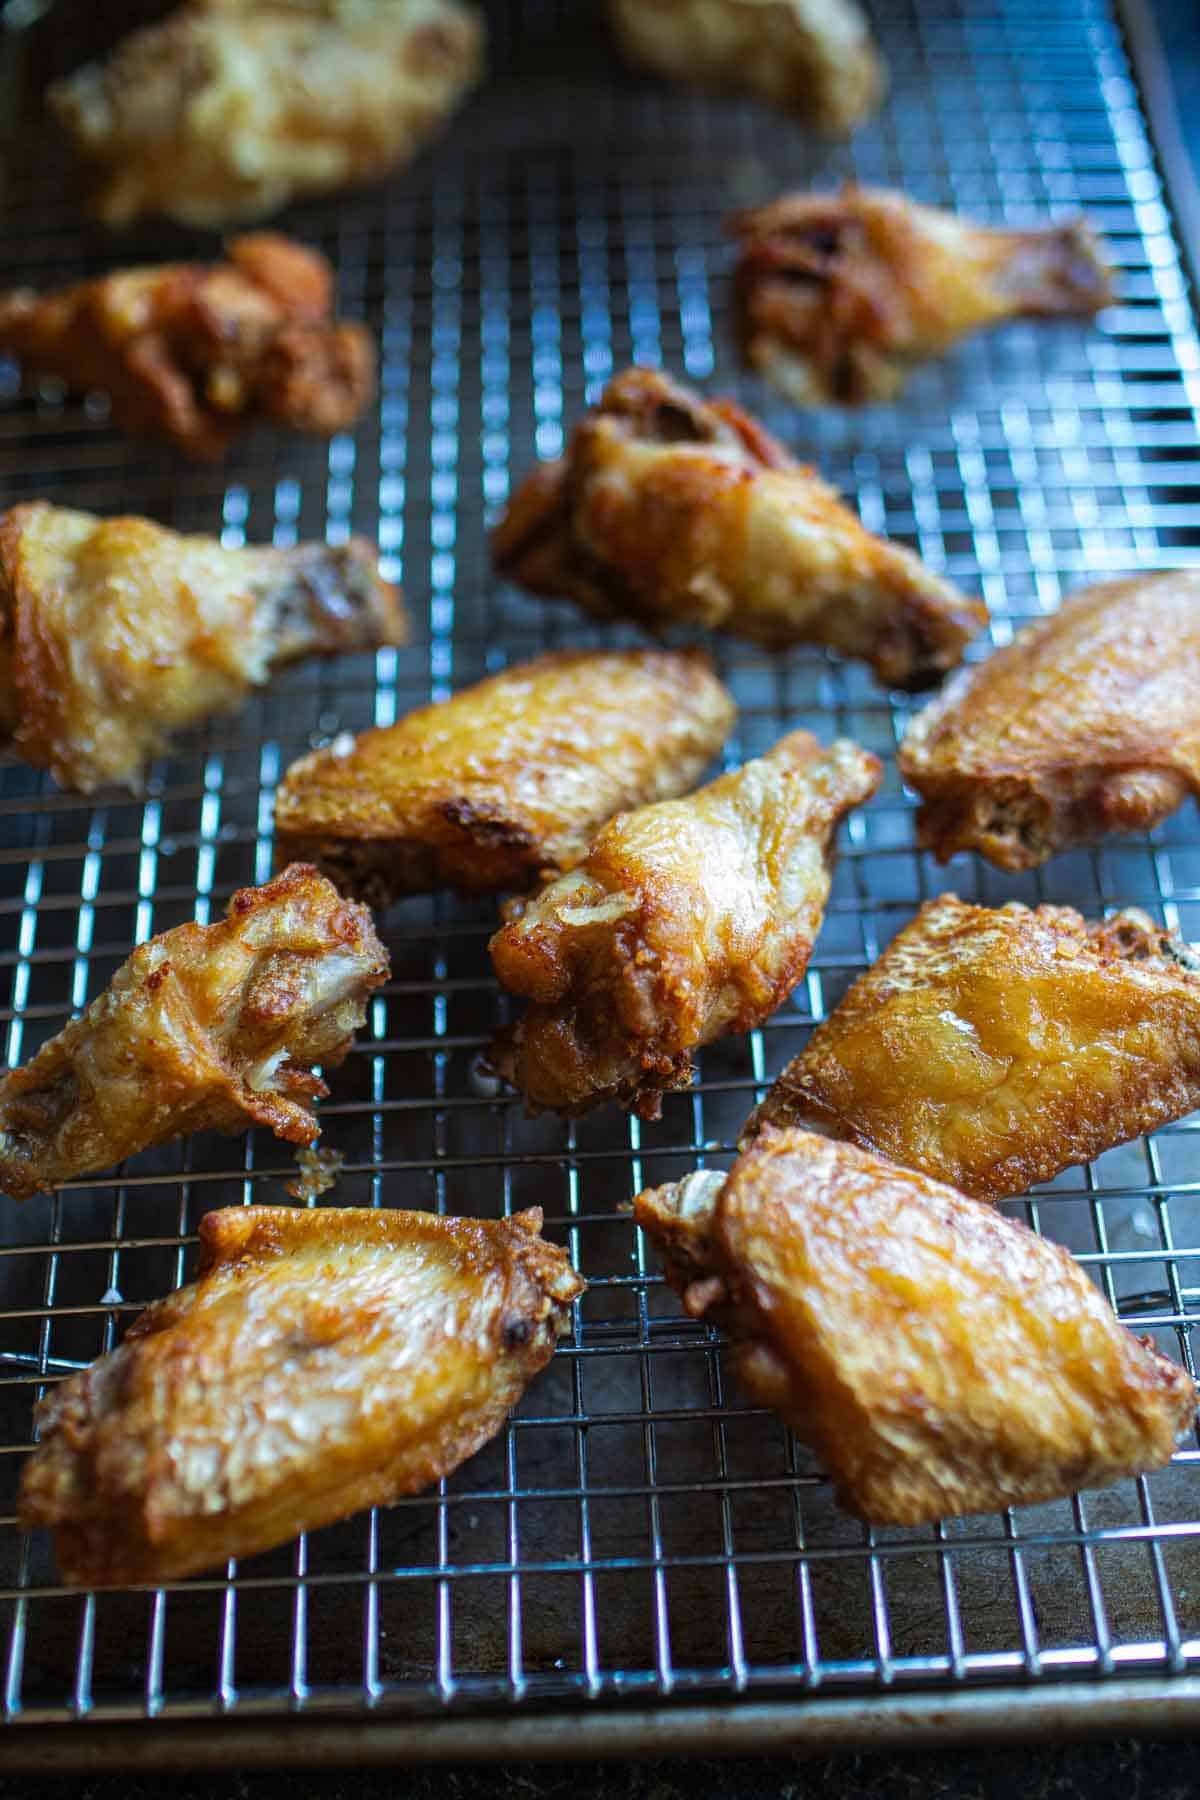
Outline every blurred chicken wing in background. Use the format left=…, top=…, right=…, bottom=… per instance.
left=730, top=185, right=1111, bottom=406
left=48, top=0, right=485, bottom=227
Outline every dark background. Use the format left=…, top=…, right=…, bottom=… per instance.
left=0, top=1737, right=1199, bottom=1797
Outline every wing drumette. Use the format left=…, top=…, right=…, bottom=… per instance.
left=0, top=234, right=375, bottom=459
left=0, top=501, right=405, bottom=793
left=0, top=865, right=388, bottom=1201
left=487, top=731, right=881, bottom=1119
left=493, top=367, right=985, bottom=690
left=731, top=185, right=1111, bottom=406
left=274, top=648, right=735, bottom=904
left=19, top=1204, right=583, bottom=1586
left=607, top=0, right=883, bottom=136
left=635, top=1128, right=1196, bottom=1524
left=899, top=571, right=1200, bottom=868
left=48, top=0, right=484, bottom=229
left=745, top=895, right=1200, bottom=1203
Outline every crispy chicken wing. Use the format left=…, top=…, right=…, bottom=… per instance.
left=275, top=648, right=735, bottom=904
left=635, top=1128, right=1196, bottom=1524
left=48, top=0, right=484, bottom=228
left=607, top=0, right=883, bottom=136
left=493, top=368, right=986, bottom=691
left=899, top=572, right=1200, bottom=868
left=487, top=731, right=880, bottom=1119
left=745, top=895, right=1200, bottom=1203
left=0, top=865, right=388, bottom=1202
left=730, top=185, right=1112, bottom=406
left=0, top=502, right=405, bottom=794
left=0, top=234, right=375, bottom=460
left=19, top=1204, right=583, bottom=1586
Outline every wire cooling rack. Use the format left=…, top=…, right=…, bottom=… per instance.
left=1, top=0, right=1200, bottom=1766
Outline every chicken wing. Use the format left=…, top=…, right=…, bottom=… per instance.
left=744, top=894, right=1200, bottom=1203
left=0, top=865, right=388, bottom=1202
left=19, top=1204, right=583, bottom=1586
left=274, top=648, right=735, bottom=904
left=634, top=1128, right=1196, bottom=1524
left=899, top=572, right=1200, bottom=868
left=0, top=501, right=405, bottom=794
left=48, top=0, right=484, bottom=229
left=493, top=368, right=986, bottom=690
left=487, top=731, right=881, bottom=1119
left=0, top=234, right=375, bottom=460
left=730, top=185, right=1112, bottom=407
left=607, top=0, right=883, bottom=136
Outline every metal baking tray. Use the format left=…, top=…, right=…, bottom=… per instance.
left=1, top=0, right=1200, bottom=1771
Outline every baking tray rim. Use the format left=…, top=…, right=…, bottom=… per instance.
left=5, top=1674, right=1200, bottom=1771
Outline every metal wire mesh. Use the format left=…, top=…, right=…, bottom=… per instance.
left=0, top=0, right=1198, bottom=1736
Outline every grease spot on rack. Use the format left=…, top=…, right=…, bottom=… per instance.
left=469, top=1053, right=503, bottom=1099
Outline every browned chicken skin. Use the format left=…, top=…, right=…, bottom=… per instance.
left=899, top=572, right=1200, bottom=868
left=274, top=648, right=736, bottom=904
left=48, top=0, right=484, bottom=229
left=487, top=730, right=881, bottom=1119
left=731, top=185, right=1112, bottom=406
left=19, top=1204, right=583, bottom=1586
left=0, top=234, right=375, bottom=459
left=493, top=368, right=986, bottom=690
left=635, top=1128, right=1196, bottom=1524
left=745, top=895, right=1200, bottom=1203
left=0, top=502, right=405, bottom=794
left=606, top=0, right=883, bottom=136
left=0, top=865, right=388, bottom=1201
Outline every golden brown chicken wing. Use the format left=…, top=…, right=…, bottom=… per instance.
left=899, top=572, right=1200, bottom=868
left=0, top=501, right=405, bottom=794
left=730, top=185, right=1112, bottom=406
left=635, top=1128, right=1196, bottom=1524
left=274, top=648, right=735, bottom=904
left=0, top=234, right=375, bottom=460
left=607, top=0, right=883, bottom=136
left=19, top=1203, right=583, bottom=1586
left=745, top=895, right=1200, bottom=1203
left=0, top=865, right=388, bottom=1202
left=493, top=368, right=986, bottom=690
left=487, top=730, right=880, bottom=1119
left=48, top=0, right=484, bottom=229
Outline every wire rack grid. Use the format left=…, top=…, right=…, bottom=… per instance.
left=0, top=0, right=1199, bottom=1751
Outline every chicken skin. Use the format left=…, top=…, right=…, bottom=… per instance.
left=275, top=648, right=735, bottom=904
left=19, top=1204, right=583, bottom=1586
left=0, top=502, right=405, bottom=794
left=607, top=0, right=883, bottom=136
left=730, top=186, right=1112, bottom=406
left=899, top=572, right=1200, bottom=869
left=745, top=895, right=1200, bottom=1203
left=0, top=234, right=375, bottom=460
left=487, top=731, right=881, bottom=1119
left=48, top=0, right=484, bottom=229
left=635, top=1128, right=1196, bottom=1524
left=0, top=865, right=388, bottom=1202
left=493, top=368, right=985, bottom=691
